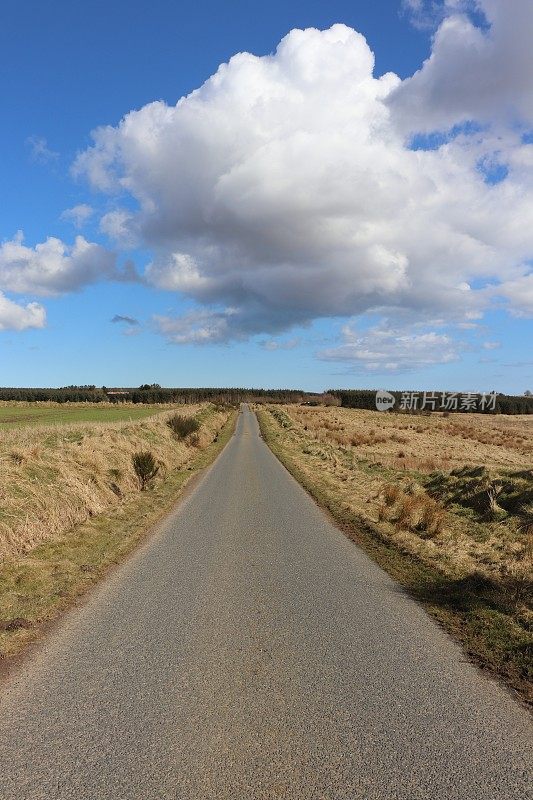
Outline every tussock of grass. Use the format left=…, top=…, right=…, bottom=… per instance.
left=258, top=405, right=533, bottom=704
left=269, top=407, right=293, bottom=429
left=167, top=413, right=201, bottom=440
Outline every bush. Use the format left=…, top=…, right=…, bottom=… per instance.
left=167, top=414, right=200, bottom=440
left=382, top=483, right=401, bottom=506
left=132, top=451, right=159, bottom=490
left=417, top=498, right=446, bottom=537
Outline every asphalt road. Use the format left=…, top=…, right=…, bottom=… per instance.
left=0, top=406, right=532, bottom=799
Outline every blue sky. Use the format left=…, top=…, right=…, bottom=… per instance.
left=1, top=0, right=532, bottom=392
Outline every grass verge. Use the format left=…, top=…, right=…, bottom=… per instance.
left=257, top=408, right=532, bottom=707
left=0, top=410, right=237, bottom=662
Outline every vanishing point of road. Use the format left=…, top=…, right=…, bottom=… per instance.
left=0, top=406, right=532, bottom=799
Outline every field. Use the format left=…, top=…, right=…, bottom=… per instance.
left=0, top=402, right=236, bottom=657
left=258, top=405, right=533, bottom=701
left=0, top=402, right=169, bottom=428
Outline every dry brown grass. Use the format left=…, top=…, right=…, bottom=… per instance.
left=0, top=408, right=236, bottom=659
left=382, top=490, right=446, bottom=538
left=0, top=404, right=229, bottom=559
left=258, top=405, right=533, bottom=702
left=260, top=404, right=533, bottom=596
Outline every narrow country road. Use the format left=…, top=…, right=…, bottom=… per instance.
left=0, top=406, right=531, bottom=799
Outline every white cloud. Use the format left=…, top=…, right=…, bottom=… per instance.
left=153, top=308, right=238, bottom=344
left=60, top=204, right=94, bottom=228
left=145, top=252, right=208, bottom=292
left=0, top=292, right=46, bottom=331
left=99, top=209, right=137, bottom=247
left=482, top=340, right=500, bottom=349
left=0, top=231, right=127, bottom=295
left=67, top=20, right=533, bottom=341
left=261, top=338, right=301, bottom=351
left=319, top=323, right=460, bottom=373
left=402, top=0, right=471, bottom=31
left=26, top=136, right=59, bottom=163
left=498, top=273, right=533, bottom=317
left=391, top=0, right=533, bottom=132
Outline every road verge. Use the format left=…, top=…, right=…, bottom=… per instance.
left=0, top=408, right=237, bottom=664
left=257, top=407, right=532, bottom=707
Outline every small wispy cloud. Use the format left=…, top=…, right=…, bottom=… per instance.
left=111, top=313, right=141, bottom=336
left=99, top=209, right=137, bottom=247
left=260, top=338, right=301, bottom=351
left=319, top=322, right=460, bottom=374
left=26, top=136, right=59, bottom=163
left=401, top=0, right=471, bottom=31
left=153, top=308, right=237, bottom=345
left=60, top=204, right=94, bottom=229
left=111, top=314, right=140, bottom=326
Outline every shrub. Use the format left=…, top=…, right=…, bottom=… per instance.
left=395, top=495, right=419, bottom=529
left=167, top=414, right=200, bottom=440
left=382, top=484, right=401, bottom=506
left=417, top=498, right=446, bottom=537
left=388, top=491, right=446, bottom=537
left=10, top=450, right=25, bottom=464
left=132, top=451, right=159, bottom=490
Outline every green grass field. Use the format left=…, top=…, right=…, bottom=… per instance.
left=0, top=403, right=167, bottom=428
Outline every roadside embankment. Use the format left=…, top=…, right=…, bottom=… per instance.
left=0, top=404, right=236, bottom=659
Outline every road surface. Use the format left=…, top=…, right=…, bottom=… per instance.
left=0, top=406, right=531, bottom=799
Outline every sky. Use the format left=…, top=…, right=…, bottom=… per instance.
left=1, top=0, right=532, bottom=392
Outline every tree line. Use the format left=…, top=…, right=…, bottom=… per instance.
left=328, top=389, right=533, bottom=415
left=1, top=385, right=531, bottom=414
left=0, top=386, right=309, bottom=405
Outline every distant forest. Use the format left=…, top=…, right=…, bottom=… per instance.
left=0, top=386, right=308, bottom=405
left=329, top=389, right=533, bottom=415
left=0, top=386, right=531, bottom=414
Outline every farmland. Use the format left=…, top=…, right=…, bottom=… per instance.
left=0, top=402, right=170, bottom=428
left=258, top=405, right=533, bottom=701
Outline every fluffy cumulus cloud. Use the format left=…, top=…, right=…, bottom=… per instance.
left=4, top=8, right=525, bottom=359
left=0, top=292, right=46, bottom=331
left=70, top=13, right=533, bottom=361
left=319, top=323, right=460, bottom=372
left=0, top=231, right=135, bottom=296
left=392, top=0, right=533, bottom=132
